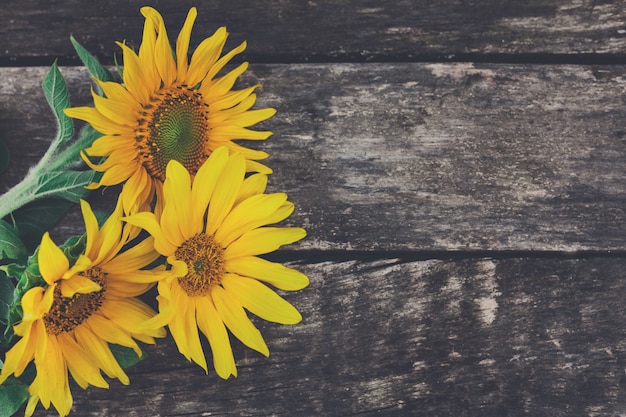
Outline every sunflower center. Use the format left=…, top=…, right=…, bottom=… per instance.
left=43, top=267, right=106, bottom=336
left=137, top=85, right=210, bottom=181
left=175, top=233, right=224, bottom=297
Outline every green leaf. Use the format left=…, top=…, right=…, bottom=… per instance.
left=33, top=170, right=96, bottom=203
left=0, top=377, right=29, bottom=417
left=109, top=344, right=145, bottom=369
left=0, top=140, right=8, bottom=175
left=0, top=271, right=15, bottom=348
left=0, top=220, right=26, bottom=263
left=70, top=36, right=115, bottom=86
left=11, top=199, right=73, bottom=252
left=42, top=62, right=73, bottom=145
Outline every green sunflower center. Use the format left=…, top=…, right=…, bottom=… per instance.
left=175, top=233, right=224, bottom=297
left=137, top=85, right=210, bottom=181
left=43, top=267, right=106, bottom=336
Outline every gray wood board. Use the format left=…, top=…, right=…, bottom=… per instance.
left=2, top=1, right=626, bottom=62
left=26, top=258, right=626, bottom=417
left=0, top=64, right=624, bottom=252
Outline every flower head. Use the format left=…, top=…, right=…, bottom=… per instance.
left=124, top=146, right=308, bottom=379
left=0, top=199, right=165, bottom=417
left=65, top=7, right=276, bottom=213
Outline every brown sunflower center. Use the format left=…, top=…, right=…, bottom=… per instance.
left=175, top=233, right=224, bottom=297
left=136, top=84, right=210, bottom=182
left=43, top=267, right=106, bottom=336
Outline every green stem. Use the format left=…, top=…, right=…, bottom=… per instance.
left=0, top=134, right=88, bottom=219
left=0, top=168, right=41, bottom=219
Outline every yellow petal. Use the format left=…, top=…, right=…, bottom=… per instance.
left=84, top=134, right=135, bottom=157
left=38, top=336, right=72, bottom=416
left=121, top=168, right=155, bottom=215
left=226, top=108, right=277, bottom=127
left=64, top=106, right=123, bottom=135
left=201, top=62, right=248, bottom=100
left=195, top=296, right=237, bottom=379
left=104, top=236, right=160, bottom=274
left=62, top=254, right=92, bottom=280
left=20, top=286, right=48, bottom=321
left=0, top=332, right=32, bottom=384
left=225, top=256, right=309, bottom=291
left=224, top=227, right=306, bottom=259
left=235, top=173, right=268, bottom=204
left=167, top=282, right=208, bottom=370
left=212, top=140, right=269, bottom=160
left=91, top=88, right=139, bottom=126
left=124, top=212, right=176, bottom=255
left=38, top=232, right=69, bottom=284
left=86, top=315, right=142, bottom=356
left=183, top=298, right=208, bottom=372
left=205, top=152, right=245, bottom=235
left=94, top=78, right=141, bottom=112
left=164, top=160, right=196, bottom=238
left=59, top=273, right=101, bottom=298
left=24, top=394, right=40, bottom=417
left=116, top=41, right=152, bottom=103
left=151, top=11, right=176, bottom=86
left=205, top=41, right=246, bottom=82
left=176, top=7, right=197, bottom=79
left=74, top=326, right=129, bottom=385
left=209, top=125, right=274, bottom=141
left=211, top=285, right=269, bottom=356
left=187, top=26, right=228, bottom=87
left=58, top=332, right=109, bottom=389
left=222, top=274, right=302, bottom=324
left=210, top=85, right=258, bottom=112
left=245, top=159, right=273, bottom=175
left=80, top=200, right=98, bottom=259
left=106, top=279, right=152, bottom=298
left=101, top=296, right=164, bottom=338
left=96, top=157, right=141, bottom=187
left=215, top=193, right=289, bottom=247
left=191, top=146, right=229, bottom=224
left=137, top=7, right=158, bottom=88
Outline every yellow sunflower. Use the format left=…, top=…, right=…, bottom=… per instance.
left=124, top=146, right=308, bottom=379
left=65, top=6, right=276, bottom=213
left=0, top=199, right=165, bottom=417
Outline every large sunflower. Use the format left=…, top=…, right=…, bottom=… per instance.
left=0, top=199, right=165, bottom=417
left=65, top=6, right=276, bottom=213
left=124, top=146, right=308, bottom=379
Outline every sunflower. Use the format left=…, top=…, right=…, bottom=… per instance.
left=0, top=199, right=165, bottom=417
left=123, top=146, right=308, bottom=379
left=65, top=6, right=276, bottom=213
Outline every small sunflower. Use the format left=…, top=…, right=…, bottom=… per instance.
left=0, top=199, right=165, bottom=417
left=124, top=146, right=308, bottom=379
left=65, top=6, right=276, bottom=213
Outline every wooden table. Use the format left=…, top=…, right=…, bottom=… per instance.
left=1, top=1, right=626, bottom=416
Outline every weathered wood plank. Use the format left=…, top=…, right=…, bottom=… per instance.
left=21, top=258, right=626, bottom=416
left=1, top=64, right=624, bottom=251
left=2, top=0, right=626, bottom=62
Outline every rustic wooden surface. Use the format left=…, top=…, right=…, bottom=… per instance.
left=1, top=1, right=626, bottom=416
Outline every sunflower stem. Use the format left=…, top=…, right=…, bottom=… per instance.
left=0, top=131, right=92, bottom=220
left=0, top=167, right=42, bottom=220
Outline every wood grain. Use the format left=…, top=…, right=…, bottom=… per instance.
left=2, top=0, right=626, bottom=63
left=1, top=64, right=624, bottom=251
left=21, top=258, right=626, bottom=417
